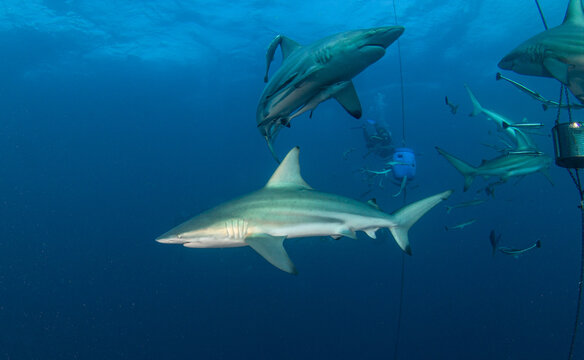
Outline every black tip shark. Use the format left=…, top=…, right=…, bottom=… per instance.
left=156, top=147, right=451, bottom=274
left=498, top=0, right=584, bottom=104
left=256, top=26, right=405, bottom=161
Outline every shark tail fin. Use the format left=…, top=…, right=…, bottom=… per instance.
left=536, top=240, right=542, bottom=248
left=389, top=190, right=453, bottom=255
left=436, top=147, right=477, bottom=191
left=464, top=84, right=483, bottom=117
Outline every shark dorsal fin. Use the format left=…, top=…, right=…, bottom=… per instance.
left=563, top=0, right=584, bottom=25
left=266, top=147, right=312, bottom=189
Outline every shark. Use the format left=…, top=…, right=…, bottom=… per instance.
left=445, top=219, right=477, bottom=231
left=496, top=72, right=584, bottom=110
left=465, top=84, right=536, bottom=151
left=156, top=147, right=452, bottom=274
left=498, top=0, right=584, bottom=104
left=257, top=26, right=405, bottom=161
left=435, top=146, right=552, bottom=191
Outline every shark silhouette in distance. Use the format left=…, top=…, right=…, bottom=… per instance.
left=257, top=26, right=405, bottom=162
left=435, top=146, right=552, bottom=192
left=465, top=84, right=537, bottom=151
left=156, top=147, right=452, bottom=274
left=498, top=0, right=584, bottom=104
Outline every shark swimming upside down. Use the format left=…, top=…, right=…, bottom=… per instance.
left=156, top=147, right=452, bottom=274
left=257, top=26, right=405, bottom=162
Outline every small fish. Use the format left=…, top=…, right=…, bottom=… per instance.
left=498, top=240, right=541, bottom=256
left=445, top=96, right=459, bottom=114
left=502, top=122, right=544, bottom=129
left=489, top=230, right=502, bottom=257
left=445, top=199, right=486, bottom=214
left=445, top=218, right=477, bottom=231
left=343, top=148, right=356, bottom=160
left=505, top=150, right=544, bottom=156
left=495, top=72, right=584, bottom=110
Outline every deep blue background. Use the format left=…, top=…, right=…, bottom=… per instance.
left=0, top=1, right=581, bottom=359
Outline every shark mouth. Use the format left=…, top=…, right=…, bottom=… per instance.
left=359, top=44, right=388, bottom=50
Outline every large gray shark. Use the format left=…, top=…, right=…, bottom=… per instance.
left=156, top=147, right=451, bottom=274
left=465, top=84, right=536, bottom=151
left=257, top=26, right=405, bottom=161
left=498, top=0, right=584, bottom=104
left=435, top=146, right=552, bottom=191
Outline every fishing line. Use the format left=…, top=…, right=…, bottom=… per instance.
left=536, top=2, right=582, bottom=357
left=534, top=0, right=549, bottom=30
left=392, top=0, right=407, bottom=358
left=553, top=83, right=583, bottom=360
left=559, top=87, right=584, bottom=360
left=392, top=0, right=406, bottom=147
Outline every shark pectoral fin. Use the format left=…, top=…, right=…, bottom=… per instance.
left=245, top=234, right=297, bottom=274
left=543, top=57, right=569, bottom=85
left=333, top=81, right=362, bottom=119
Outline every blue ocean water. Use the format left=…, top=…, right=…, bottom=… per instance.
left=0, top=0, right=581, bottom=359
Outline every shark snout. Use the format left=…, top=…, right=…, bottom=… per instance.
left=364, top=26, right=405, bottom=49
left=497, top=55, right=514, bottom=70
left=155, top=233, right=182, bottom=244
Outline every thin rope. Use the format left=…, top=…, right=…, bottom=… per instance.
left=534, top=0, right=549, bottom=29
left=393, top=252, right=405, bottom=360
left=557, top=79, right=584, bottom=360
left=566, top=86, right=574, bottom=123
left=555, top=85, right=564, bottom=125
left=392, top=0, right=406, bottom=146
left=567, top=169, right=584, bottom=360
left=391, top=2, right=407, bottom=357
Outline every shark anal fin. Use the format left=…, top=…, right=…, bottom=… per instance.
left=364, top=229, right=377, bottom=239
left=245, top=234, right=297, bottom=274
left=543, top=57, right=569, bottom=85
left=333, top=81, right=362, bottom=119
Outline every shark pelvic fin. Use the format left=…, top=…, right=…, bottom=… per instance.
left=333, top=81, right=362, bottom=119
left=389, top=190, right=454, bottom=255
left=338, top=229, right=358, bottom=240
left=266, top=147, right=312, bottom=189
left=245, top=234, right=297, bottom=274
left=543, top=57, right=570, bottom=85
left=563, top=0, right=584, bottom=25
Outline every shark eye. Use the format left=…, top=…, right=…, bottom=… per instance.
left=177, top=234, right=183, bottom=239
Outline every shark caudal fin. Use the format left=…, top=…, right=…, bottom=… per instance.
left=389, top=190, right=453, bottom=255
left=435, top=147, right=477, bottom=191
left=464, top=84, right=484, bottom=117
